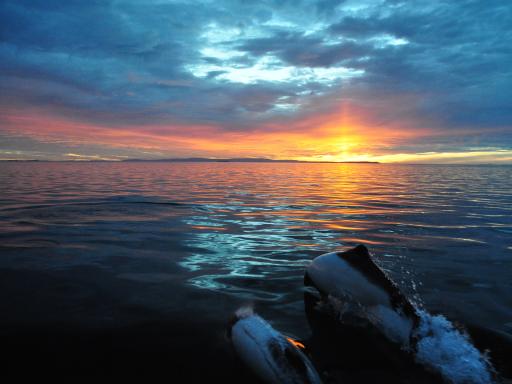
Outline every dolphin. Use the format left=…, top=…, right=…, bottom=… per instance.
left=304, top=245, right=500, bottom=384
left=305, top=244, right=419, bottom=346
left=228, top=307, right=323, bottom=384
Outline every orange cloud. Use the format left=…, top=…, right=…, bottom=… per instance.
left=1, top=103, right=509, bottom=163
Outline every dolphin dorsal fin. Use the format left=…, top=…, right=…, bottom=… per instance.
left=336, top=244, right=373, bottom=268
left=336, top=245, right=419, bottom=324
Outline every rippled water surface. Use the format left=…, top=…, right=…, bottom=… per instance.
left=1, top=162, right=511, bottom=375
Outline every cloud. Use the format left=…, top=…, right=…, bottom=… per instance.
left=0, top=0, right=510, bottom=160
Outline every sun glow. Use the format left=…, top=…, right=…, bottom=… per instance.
left=2, top=105, right=510, bottom=164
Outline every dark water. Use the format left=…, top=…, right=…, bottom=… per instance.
left=0, top=162, right=511, bottom=379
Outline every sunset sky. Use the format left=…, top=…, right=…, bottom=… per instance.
left=1, top=0, right=511, bottom=162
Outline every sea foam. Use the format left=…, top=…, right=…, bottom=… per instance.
left=414, top=310, right=493, bottom=384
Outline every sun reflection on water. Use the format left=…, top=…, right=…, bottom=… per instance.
left=179, top=204, right=343, bottom=300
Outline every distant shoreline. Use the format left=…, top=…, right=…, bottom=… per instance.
left=4, top=159, right=510, bottom=165
left=1, top=160, right=511, bottom=165
left=0, top=158, right=380, bottom=164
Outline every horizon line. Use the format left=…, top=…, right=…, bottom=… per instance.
left=1, top=158, right=512, bottom=165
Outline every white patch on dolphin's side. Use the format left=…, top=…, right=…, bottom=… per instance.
left=230, top=309, right=323, bottom=384
left=367, top=304, right=414, bottom=345
left=414, top=310, right=493, bottom=384
left=307, top=251, right=391, bottom=307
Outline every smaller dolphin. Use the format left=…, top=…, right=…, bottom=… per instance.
left=305, top=244, right=419, bottom=346
left=228, top=307, right=323, bottom=384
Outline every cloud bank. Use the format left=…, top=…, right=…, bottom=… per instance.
left=0, top=0, right=511, bottom=161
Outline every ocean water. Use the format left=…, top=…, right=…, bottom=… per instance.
left=0, top=162, right=511, bottom=379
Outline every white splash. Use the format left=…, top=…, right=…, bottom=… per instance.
left=414, top=310, right=494, bottom=384
left=235, top=305, right=254, bottom=319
